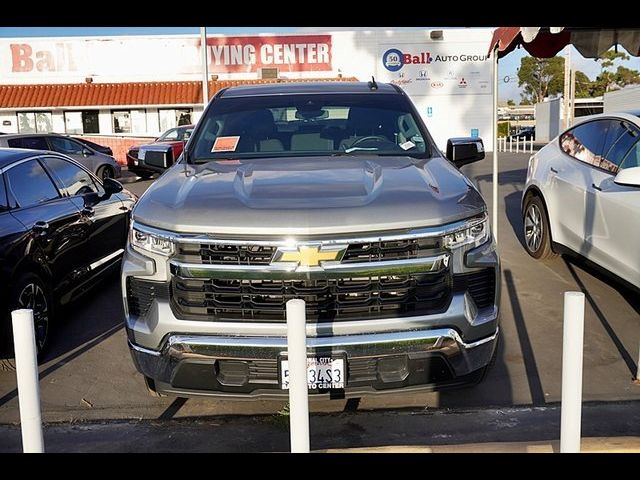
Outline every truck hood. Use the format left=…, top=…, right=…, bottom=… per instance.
left=132, top=155, right=486, bottom=236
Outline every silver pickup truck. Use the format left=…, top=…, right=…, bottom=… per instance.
left=121, top=81, right=500, bottom=398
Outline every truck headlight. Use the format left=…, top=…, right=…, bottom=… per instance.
left=443, top=215, right=490, bottom=250
left=130, top=224, right=175, bottom=256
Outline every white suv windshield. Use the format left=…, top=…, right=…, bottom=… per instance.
left=189, top=93, right=431, bottom=162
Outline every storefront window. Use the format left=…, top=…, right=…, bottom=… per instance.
left=112, top=110, right=131, bottom=134
left=131, top=110, right=147, bottom=134
left=158, top=108, right=192, bottom=133
left=17, top=111, right=53, bottom=133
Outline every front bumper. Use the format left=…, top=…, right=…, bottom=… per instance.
left=122, top=226, right=500, bottom=398
left=129, top=326, right=498, bottom=398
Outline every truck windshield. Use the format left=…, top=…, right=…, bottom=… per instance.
left=188, top=93, right=431, bottom=162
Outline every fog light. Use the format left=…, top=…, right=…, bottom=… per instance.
left=377, top=355, right=410, bottom=383
left=217, top=360, right=249, bottom=386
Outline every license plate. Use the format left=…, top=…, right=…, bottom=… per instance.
left=281, top=357, right=345, bottom=390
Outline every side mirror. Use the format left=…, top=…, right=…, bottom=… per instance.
left=102, top=177, right=123, bottom=197
left=446, top=137, right=485, bottom=168
left=82, top=148, right=92, bottom=157
left=614, top=166, right=640, bottom=188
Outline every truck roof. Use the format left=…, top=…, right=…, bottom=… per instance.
left=219, top=81, right=399, bottom=98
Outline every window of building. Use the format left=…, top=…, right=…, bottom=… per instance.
left=5, top=159, right=60, bottom=208
left=158, top=108, right=192, bottom=133
left=17, top=112, right=53, bottom=133
left=64, top=111, right=99, bottom=134
left=112, top=110, right=132, bottom=134
left=131, top=110, right=147, bottom=134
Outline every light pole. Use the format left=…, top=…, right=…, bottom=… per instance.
left=200, top=27, right=209, bottom=109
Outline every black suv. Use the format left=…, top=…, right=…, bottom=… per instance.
left=0, top=148, right=136, bottom=369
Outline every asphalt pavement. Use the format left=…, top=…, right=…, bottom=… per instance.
left=1, top=153, right=639, bottom=452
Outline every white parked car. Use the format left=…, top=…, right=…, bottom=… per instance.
left=522, top=112, right=640, bottom=288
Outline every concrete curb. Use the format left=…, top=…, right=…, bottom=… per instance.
left=318, top=436, right=640, bottom=453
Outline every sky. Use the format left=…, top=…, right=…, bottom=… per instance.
left=1, top=26, right=638, bottom=102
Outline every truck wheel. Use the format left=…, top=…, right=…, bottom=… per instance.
left=523, top=195, right=558, bottom=260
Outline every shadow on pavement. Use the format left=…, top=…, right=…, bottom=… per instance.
left=563, top=257, right=639, bottom=378
left=0, top=269, right=124, bottom=408
left=503, top=269, right=545, bottom=406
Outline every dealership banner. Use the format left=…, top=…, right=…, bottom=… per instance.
left=204, top=35, right=331, bottom=72
left=377, top=42, right=492, bottom=96
left=0, top=35, right=333, bottom=81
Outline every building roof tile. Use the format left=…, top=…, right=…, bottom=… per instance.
left=0, top=78, right=356, bottom=109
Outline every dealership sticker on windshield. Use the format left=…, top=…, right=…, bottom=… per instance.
left=212, top=136, right=240, bottom=152
left=400, top=140, right=416, bottom=150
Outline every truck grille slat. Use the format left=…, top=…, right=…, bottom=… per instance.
left=173, top=237, right=441, bottom=266
left=126, top=278, right=171, bottom=319
left=170, top=272, right=452, bottom=322
left=452, top=269, right=496, bottom=309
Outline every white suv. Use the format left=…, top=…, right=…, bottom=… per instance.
left=522, top=112, right=640, bottom=288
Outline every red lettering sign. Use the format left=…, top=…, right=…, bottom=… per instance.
left=11, top=44, right=33, bottom=72
left=204, top=35, right=332, bottom=73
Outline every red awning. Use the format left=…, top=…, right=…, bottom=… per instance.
left=489, top=27, right=640, bottom=59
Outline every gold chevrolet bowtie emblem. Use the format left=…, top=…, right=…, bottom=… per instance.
left=273, top=245, right=346, bottom=268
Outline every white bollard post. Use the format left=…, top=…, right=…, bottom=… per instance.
left=636, top=343, right=640, bottom=382
left=286, top=299, right=310, bottom=453
left=530, top=137, right=534, bottom=154
left=11, top=309, right=44, bottom=453
left=516, top=136, right=520, bottom=153
left=560, top=292, right=585, bottom=453
left=509, top=137, right=512, bottom=152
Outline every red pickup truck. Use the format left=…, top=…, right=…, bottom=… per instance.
left=126, top=125, right=194, bottom=179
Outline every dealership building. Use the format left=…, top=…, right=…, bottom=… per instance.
left=0, top=28, right=495, bottom=162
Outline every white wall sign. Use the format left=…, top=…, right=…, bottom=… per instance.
left=377, top=42, right=492, bottom=96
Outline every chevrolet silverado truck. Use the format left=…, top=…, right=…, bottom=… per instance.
left=122, top=81, right=500, bottom=398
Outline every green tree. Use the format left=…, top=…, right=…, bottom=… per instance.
left=574, top=70, right=593, bottom=98
left=517, top=56, right=565, bottom=103
left=507, top=99, right=515, bottom=106
left=519, top=98, right=532, bottom=105
left=591, top=50, right=640, bottom=95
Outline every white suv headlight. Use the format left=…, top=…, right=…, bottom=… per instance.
left=130, top=224, right=175, bottom=256
left=443, top=215, right=490, bottom=250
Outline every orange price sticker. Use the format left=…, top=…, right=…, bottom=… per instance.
left=212, top=136, right=240, bottom=152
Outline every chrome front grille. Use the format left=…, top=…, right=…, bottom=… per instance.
left=342, top=237, right=441, bottom=263
left=153, top=220, right=490, bottom=323
left=175, top=243, right=276, bottom=266
left=173, top=237, right=441, bottom=266
left=170, top=272, right=452, bottom=323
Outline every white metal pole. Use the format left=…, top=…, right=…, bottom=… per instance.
left=11, top=309, right=44, bottom=453
left=570, top=67, right=576, bottom=127
left=560, top=292, right=585, bottom=453
left=509, top=136, right=512, bottom=153
left=286, top=299, right=310, bottom=453
left=516, top=135, right=520, bottom=153
left=492, top=47, right=499, bottom=246
left=530, top=137, right=534, bottom=154
left=636, top=342, right=640, bottom=381
left=200, top=27, right=209, bottom=109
